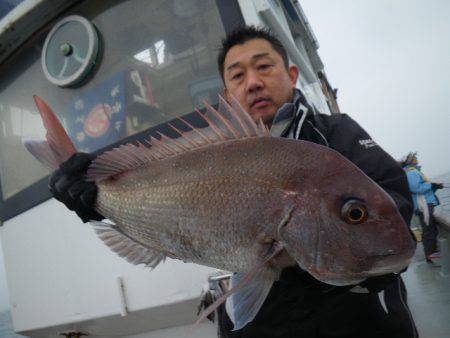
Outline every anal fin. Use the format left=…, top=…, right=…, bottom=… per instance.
left=91, top=221, right=166, bottom=269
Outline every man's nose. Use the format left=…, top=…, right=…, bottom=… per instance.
left=245, top=70, right=264, bottom=93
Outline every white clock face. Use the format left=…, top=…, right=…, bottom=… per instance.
left=42, top=15, right=99, bottom=87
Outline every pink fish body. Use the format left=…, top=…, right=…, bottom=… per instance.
left=25, top=95, right=415, bottom=330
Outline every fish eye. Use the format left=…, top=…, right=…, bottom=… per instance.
left=341, top=199, right=368, bottom=224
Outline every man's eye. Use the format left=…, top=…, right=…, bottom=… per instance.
left=232, top=73, right=243, bottom=80
left=258, top=64, right=272, bottom=71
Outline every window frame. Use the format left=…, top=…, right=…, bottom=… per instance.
left=0, top=0, right=244, bottom=223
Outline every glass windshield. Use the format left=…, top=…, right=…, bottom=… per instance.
left=0, top=0, right=227, bottom=200
left=0, top=0, right=24, bottom=21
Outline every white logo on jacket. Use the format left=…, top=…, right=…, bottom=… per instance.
left=359, top=138, right=378, bottom=149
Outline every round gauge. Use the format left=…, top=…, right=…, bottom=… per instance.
left=42, top=15, right=99, bottom=87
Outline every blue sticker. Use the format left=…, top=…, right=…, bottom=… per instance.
left=67, top=72, right=126, bottom=152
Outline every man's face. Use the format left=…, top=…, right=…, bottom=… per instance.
left=223, top=38, right=299, bottom=127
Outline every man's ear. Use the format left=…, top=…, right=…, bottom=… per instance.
left=288, top=65, right=299, bottom=87
left=223, top=87, right=231, bottom=102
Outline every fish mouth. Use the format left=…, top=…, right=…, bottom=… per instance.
left=365, top=250, right=413, bottom=278
left=363, top=252, right=412, bottom=276
left=310, top=252, right=412, bottom=286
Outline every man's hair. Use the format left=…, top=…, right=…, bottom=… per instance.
left=217, top=25, right=289, bottom=82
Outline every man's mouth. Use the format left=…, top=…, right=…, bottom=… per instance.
left=251, top=97, right=272, bottom=108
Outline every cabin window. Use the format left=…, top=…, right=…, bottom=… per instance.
left=0, top=0, right=244, bottom=221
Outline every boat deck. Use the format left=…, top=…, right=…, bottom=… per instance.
left=404, top=243, right=450, bottom=338
left=1, top=242, right=449, bottom=338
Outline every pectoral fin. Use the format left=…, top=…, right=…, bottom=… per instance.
left=189, top=242, right=283, bottom=335
left=91, top=221, right=166, bottom=269
left=226, top=267, right=278, bottom=330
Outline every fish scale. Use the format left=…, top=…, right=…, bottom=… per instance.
left=95, top=140, right=288, bottom=271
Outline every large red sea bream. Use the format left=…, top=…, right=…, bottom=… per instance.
left=25, top=95, right=415, bottom=330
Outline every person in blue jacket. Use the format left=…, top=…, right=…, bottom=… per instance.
left=402, top=152, right=443, bottom=264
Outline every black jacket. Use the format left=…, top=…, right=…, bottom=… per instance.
left=293, top=103, right=412, bottom=224
left=218, top=90, right=417, bottom=338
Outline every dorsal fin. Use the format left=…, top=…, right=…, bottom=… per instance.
left=86, top=96, right=269, bottom=182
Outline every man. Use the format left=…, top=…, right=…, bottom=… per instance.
left=215, top=26, right=417, bottom=338
left=49, top=26, right=417, bottom=338
left=401, top=152, right=443, bottom=265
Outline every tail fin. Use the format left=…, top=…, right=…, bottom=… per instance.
left=23, top=96, right=77, bottom=170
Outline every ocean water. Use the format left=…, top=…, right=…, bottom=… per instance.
left=434, top=171, right=450, bottom=223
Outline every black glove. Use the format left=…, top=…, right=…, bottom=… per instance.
left=359, top=273, right=399, bottom=293
left=431, top=182, right=444, bottom=191
left=49, top=152, right=104, bottom=223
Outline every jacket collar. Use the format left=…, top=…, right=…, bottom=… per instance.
left=270, top=89, right=311, bottom=138
left=405, top=164, right=421, bottom=171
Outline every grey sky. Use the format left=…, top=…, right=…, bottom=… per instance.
left=301, top=0, right=450, bottom=178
